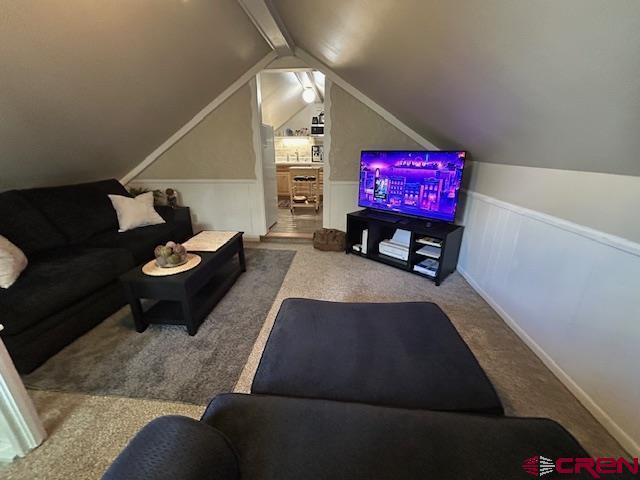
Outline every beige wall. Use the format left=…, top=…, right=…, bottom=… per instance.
left=328, top=84, right=422, bottom=181
left=466, top=161, right=640, bottom=243
left=137, top=84, right=256, bottom=180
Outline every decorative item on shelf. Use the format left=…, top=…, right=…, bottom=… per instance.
left=312, top=116, right=319, bottom=124
left=165, top=188, right=179, bottom=208
left=128, top=186, right=164, bottom=205
left=153, top=241, right=188, bottom=268
left=318, top=112, right=325, bottom=124
left=311, top=145, right=324, bottom=162
left=285, top=128, right=294, bottom=136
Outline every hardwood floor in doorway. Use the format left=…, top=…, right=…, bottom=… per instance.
left=266, top=205, right=323, bottom=239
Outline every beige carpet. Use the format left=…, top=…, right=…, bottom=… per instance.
left=1, top=242, right=627, bottom=479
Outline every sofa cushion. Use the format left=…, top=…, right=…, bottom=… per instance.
left=252, top=299, right=503, bottom=414
left=103, top=416, right=239, bottom=480
left=0, top=190, right=67, bottom=254
left=0, top=247, right=134, bottom=335
left=18, top=179, right=131, bottom=243
left=201, top=394, right=594, bottom=480
left=108, top=192, right=165, bottom=232
left=85, top=222, right=182, bottom=264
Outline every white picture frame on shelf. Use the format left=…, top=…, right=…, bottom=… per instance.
left=311, top=145, right=323, bottom=162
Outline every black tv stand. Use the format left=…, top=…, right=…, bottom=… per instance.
left=363, top=209, right=402, bottom=224
left=346, top=209, right=464, bottom=286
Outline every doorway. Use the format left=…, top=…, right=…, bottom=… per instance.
left=258, top=69, right=325, bottom=240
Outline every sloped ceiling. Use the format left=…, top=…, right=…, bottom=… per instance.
left=0, top=0, right=269, bottom=190
left=260, top=71, right=325, bottom=131
left=273, top=0, right=640, bottom=176
left=260, top=72, right=305, bottom=130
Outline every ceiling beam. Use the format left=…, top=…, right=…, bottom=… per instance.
left=237, top=0, right=294, bottom=56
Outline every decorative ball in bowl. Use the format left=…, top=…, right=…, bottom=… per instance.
left=153, top=241, right=188, bottom=268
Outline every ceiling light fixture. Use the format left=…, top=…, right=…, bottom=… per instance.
left=302, top=87, right=316, bottom=103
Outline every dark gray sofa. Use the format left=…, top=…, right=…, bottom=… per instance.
left=103, top=394, right=608, bottom=480
left=0, top=179, right=192, bottom=373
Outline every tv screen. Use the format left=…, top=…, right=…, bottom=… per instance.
left=358, top=150, right=466, bottom=223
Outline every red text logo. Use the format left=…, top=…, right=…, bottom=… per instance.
left=522, top=455, right=639, bottom=478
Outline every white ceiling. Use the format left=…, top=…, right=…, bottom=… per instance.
left=260, top=72, right=305, bottom=129
left=260, top=70, right=323, bottom=130
left=274, top=0, right=640, bottom=176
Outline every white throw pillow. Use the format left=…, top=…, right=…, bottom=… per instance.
left=108, top=192, right=165, bottom=232
left=0, top=235, right=28, bottom=289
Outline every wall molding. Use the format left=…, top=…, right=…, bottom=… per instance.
left=121, top=50, right=278, bottom=184
left=321, top=78, right=334, bottom=229
left=248, top=76, right=268, bottom=236
left=459, top=190, right=640, bottom=456
left=128, top=178, right=265, bottom=236
left=324, top=181, right=358, bottom=232
left=464, top=190, right=640, bottom=257
left=457, top=263, right=639, bottom=456
left=295, top=47, right=439, bottom=151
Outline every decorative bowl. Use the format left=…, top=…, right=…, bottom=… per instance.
left=153, top=241, right=188, bottom=268
left=155, top=257, right=188, bottom=268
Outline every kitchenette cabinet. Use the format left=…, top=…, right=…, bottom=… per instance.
left=277, top=164, right=323, bottom=197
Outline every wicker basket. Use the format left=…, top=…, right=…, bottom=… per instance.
left=313, top=228, right=346, bottom=252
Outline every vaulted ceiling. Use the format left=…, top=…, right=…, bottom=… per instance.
left=2, top=0, right=639, bottom=190
left=0, top=0, right=269, bottom=189
left=274, top=0, right=640, bottom=176
left=260, top=71, right=324, bottom=131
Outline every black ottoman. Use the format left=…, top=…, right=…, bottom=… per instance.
left=252, top=299, right=503, bottom=414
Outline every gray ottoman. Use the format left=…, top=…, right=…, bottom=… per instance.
left=252, top=298, right=503, bottom=414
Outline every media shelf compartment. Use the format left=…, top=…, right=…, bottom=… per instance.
left=346, top=209, right=463, bottom=286
left=372, top=253, right=409, bottom=269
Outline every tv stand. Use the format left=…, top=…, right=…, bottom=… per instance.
left=363, top=209, right=401, bottom=224
left=346, top=210, right=464, bottom=286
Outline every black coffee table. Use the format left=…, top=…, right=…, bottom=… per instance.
left=120, top=232, right=245, bottom=335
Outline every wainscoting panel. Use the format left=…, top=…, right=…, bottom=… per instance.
left=324, top=181, right=359, bottom=231
left=458, top=191, right=640, bottom=455
left=128, top=179, right=266, bottom=238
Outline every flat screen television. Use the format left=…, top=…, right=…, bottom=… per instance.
left=358, top=150, right=466, bottom=223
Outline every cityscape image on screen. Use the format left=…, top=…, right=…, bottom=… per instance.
left=358, top=150, right=466, bottom=222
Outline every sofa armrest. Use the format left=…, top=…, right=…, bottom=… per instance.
left=155, top=206, right=193, bottom=240
left=102, top=416, right=239, bottom=480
